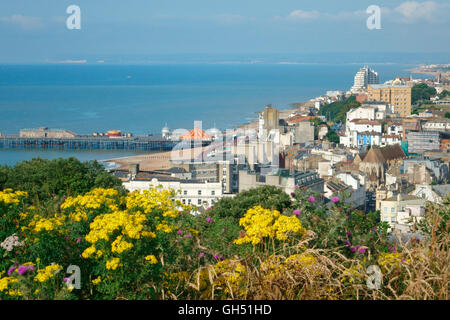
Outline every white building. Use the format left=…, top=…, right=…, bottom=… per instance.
left=346, top=103, right=393, bottom=123
left=422, top=119, right=450, bottom=132
left=123, top=178, right=228, bottom=208
left=340, top=119, right=382, bottom=148
left=379, top=194, right=426, bottom=229
left=410, top=184, right=450, bottom=204
left=351, top=67, right=379, bottom=93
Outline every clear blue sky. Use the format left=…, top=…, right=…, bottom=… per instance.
left=0, top=0, right=449, bottom=63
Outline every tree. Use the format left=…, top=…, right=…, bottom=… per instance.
left=326, top=130, right=340, bottom=144
left=319, top=96, right=360, bottom=123
left=211, top=185, right=292, bottom=220
left=445, top=112, right=450, bottom=119
left=412, top=83, right=437, bottom=104
left=0, top=157, right=125, bottom=203
left=439, top=90, right=449, bottom=99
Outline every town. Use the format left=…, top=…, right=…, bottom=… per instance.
left=105, top=65, right=450, bottom=240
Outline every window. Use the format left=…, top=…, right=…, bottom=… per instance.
left=188, top=199, right=191, bottom=204
left=183, top=190, right=187, bottom=195
left=384, top=207, right=387, bottom=213
left=198, top=190, right=202, bottom=195
left=211, top=190, right=215, bottom=196
left=391, top=208, right=395, bottom=213
left=182, top=199, right=186, bottom=204
left=198, top=199, right=202, bottom=205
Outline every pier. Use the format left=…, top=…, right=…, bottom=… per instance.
left=0, top=135, right=179, bottom=151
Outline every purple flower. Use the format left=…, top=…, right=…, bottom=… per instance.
left=359, top=248, right=367, bottom=253
left=199, top=252, right=205, bottom=258
left=64, top=235, right=70, bottom=240
left=76, top=237, right=82, bottom=243
left=17, top=266, right=28, bottom=275
left=290, top=192, right=295, bottom=197
left=184, top=234, right=193, bottom=238
left=308, top=195, right=316, bottom=203
left=26, top=265, right=35, bottom=272
left=344, top=240, right=351, bottom=246
left=177, top=229, right=183, bottom=235
left=206, top=217, right=212, bottom=223
left=63, top=277, right=70, bottom=282
left=346, top=231, right=351, bottom=236
left=7, top=266, right=16, bottom=275
left=331, top=196, right=339, bottom=203
left=219, top=256, right=225, bottom=260
left=351, top=247, right=357, bottom=252
left=388, top=246, right=396, bottom=252
left=293, top=209, right=301, bottom=216
left=214, top=255, right=220, bottom=260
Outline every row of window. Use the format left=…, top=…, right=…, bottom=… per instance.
left=183, top=190, right=216, bottom=196
left=181, top=198, right=216, bottom=205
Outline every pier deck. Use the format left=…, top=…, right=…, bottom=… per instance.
left=0, top=136, right=179, bottom=151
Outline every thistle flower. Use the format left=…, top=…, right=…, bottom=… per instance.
left=199, top=252, right=205, bottom=258
left=206, top=217, right=212, bottom=223
left=331, top=196, right=339, bottom=203
left=308, top=195, right=315, bottom=203
left=7, top=266, right=16, bottom=275
left=293, top=209, right=301, bottom=216
left=177, top=229, right=183, bottom=235
left=17, top=266, right=28, bottom=275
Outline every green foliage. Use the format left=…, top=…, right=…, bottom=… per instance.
left=445, top=112, right=450, bottom=119
left=319, top=96, right=360, bottom=123
left=326, top=130, right=340, bottom=144
left=439, top=90, right=449, bottom=99
left=0, top=157, right=125, bottom=203
left=412, top=83, right=437, bottom=104
left=211, top=186, right=292, bottom=221
left=290, top=190, right=389, bottom=255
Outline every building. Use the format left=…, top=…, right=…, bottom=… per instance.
left=19, top=127, right=77, bottom=139
left=422, top=119, right=450, bottom=132
left=407, top=131, right=441, bottom=154
left=259, top=105, right=280, bottom=137
left=367, top=83, right=412, bottom=117
left=410, top=184, right=450, bottom=204
left=239, top=169, right=324, bottom=196
left=359, top=144, right=406, bottom=191
left=340, top=119, right=382, bottom=148
left=318, top=125, right=328, bottom=141
left=351, top=67, right=379, bottom=93
left=379, top=194, right=426, bottom=229
left=324, top=172, right=366, bottom=209
left=123, top=176, right=226, bottom=208
left=292, top=121, right=315, bottom=144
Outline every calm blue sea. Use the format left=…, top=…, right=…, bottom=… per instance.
left=0, top=63, right=417, bottom=165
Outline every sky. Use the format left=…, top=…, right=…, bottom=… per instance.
left=0, top=0, right=449, bottom=63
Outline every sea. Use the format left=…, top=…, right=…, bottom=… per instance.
left=0, top=62, right=427, bottom=166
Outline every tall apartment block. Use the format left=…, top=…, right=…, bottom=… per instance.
left=367, top=84, right=412, bottom=117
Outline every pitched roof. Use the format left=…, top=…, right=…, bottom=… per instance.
left=180, top=127, right=213, bottom=140
left=362, top=144, right=406, bottom=164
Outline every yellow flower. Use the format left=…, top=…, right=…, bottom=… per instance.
left=92, top=276, right=102, bottom=285
left=234, top=206, right=305, bottom=245
left=106, top=258, right=121, bottom=270
left=34, top=264, right=62, bottom=283
left=145, top=255, right=158, bottom=264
